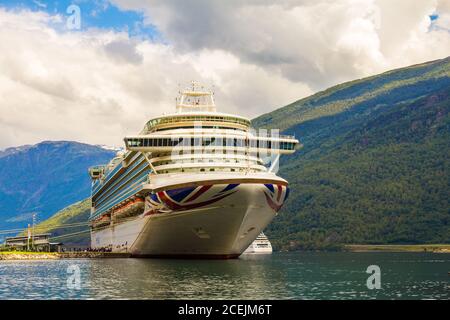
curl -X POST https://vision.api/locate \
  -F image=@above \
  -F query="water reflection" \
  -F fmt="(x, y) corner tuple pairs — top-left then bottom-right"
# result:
(0, 252), (449, 299)
(82, 254), (290, 299)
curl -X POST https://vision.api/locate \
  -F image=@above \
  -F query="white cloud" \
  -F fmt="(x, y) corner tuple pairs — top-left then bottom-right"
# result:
(0, 0), (449, 148)
(0, 8), (308, 148)
(112, 0), (450, 86)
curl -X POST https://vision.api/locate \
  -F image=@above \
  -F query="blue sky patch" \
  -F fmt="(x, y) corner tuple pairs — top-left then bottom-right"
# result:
(429, 14), (439, 21)
(0, 0), (160, 40)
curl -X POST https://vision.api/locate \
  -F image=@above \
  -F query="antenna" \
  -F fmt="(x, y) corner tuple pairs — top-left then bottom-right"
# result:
(32, 213), (36, 251)
(27, 224), (31, 251)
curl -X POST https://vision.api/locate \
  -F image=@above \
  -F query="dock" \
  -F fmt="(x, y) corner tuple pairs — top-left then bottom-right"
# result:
(0, 251), (131, 260)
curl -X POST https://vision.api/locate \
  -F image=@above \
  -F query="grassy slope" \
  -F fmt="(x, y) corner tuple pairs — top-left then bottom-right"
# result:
(23, 199), (91, 246)
(253, 57), (450, 250)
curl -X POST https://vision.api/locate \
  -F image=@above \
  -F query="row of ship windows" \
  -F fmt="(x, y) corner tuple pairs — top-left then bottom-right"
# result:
(152, 126), (245, 132)
(146, 116), (250, 128)
(157, 167), (261, 174)
(126, 138), (296, 150)
(153, 158), (263, 166)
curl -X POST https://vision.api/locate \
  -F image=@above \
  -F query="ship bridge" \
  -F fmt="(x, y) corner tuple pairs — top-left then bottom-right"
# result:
(142, 82), (250, 134)
(121, 82), (300, 175)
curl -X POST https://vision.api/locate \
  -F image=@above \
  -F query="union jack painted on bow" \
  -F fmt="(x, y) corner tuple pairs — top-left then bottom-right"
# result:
(145, 184), (240, 214)
(263, 184), (289, 212)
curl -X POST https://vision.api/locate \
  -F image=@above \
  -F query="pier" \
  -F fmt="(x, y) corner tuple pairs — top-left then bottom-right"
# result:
(0, 251), (131, 260)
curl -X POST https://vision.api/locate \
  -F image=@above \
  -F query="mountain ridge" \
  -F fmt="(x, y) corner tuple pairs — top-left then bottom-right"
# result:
(0, 140), (116, 230)
(254, 56), (450, 131)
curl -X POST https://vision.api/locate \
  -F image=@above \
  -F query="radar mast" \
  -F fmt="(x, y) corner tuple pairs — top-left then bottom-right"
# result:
(176, 81), (216, 113)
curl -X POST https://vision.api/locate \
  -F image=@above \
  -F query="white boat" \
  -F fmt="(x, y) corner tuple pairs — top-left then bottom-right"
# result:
(243, 232), (273, 254)
(88, 82), (299, 258)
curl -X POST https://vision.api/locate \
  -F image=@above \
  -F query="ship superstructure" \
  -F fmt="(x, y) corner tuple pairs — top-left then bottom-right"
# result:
(89, 82), (299, 258)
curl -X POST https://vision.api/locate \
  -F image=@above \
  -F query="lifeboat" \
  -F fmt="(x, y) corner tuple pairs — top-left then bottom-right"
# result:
(112, 197), (145, 221)
(92, 214), (111, 229)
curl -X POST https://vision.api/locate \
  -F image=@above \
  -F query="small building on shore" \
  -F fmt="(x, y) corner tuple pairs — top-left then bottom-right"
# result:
(4, 233), (61, 252)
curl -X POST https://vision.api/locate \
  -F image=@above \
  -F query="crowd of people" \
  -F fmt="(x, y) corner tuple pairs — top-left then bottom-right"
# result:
(62, 246), (113, 253)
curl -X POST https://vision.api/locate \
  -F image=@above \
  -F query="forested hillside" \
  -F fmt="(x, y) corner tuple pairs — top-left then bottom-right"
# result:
(254, 57), (450, 250)
(21, 199), (91, 246)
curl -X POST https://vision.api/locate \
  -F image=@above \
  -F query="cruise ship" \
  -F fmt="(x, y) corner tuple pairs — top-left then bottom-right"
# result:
(88, 83), (299, 258)
(243, 232), (273, 254)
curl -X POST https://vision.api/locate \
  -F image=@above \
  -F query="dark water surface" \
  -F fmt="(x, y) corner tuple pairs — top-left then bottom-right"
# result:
(0, 252), (448, 299)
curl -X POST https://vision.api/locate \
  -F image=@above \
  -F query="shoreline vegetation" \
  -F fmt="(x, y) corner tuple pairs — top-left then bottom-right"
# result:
(344, 244), (450, 253)
(1, 244), (450, 260)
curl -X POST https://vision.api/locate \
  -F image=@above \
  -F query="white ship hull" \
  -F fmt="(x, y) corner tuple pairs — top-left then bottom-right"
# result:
(91, 180), (288, 258)
(243, 245), (273, 254)
(243, 232), (273, 254)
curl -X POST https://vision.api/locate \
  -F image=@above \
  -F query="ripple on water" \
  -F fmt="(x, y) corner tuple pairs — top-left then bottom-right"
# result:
(0, 252), (449, 299)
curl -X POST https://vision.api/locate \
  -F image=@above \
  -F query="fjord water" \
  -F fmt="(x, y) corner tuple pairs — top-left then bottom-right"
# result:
(0, 252), (448, 299)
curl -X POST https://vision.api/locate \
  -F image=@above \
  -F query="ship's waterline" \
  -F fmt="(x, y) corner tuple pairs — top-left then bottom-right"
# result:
(88, 83), (299, 257)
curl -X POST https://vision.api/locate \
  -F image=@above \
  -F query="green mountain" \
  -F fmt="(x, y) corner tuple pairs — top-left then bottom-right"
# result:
(254, 57), (450, 250)
(26, 199), (91, 246)
(34, 57), (450, 250)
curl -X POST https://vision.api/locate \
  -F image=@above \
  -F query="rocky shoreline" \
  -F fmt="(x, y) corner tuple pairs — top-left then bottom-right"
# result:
(0, 252), (131, 260)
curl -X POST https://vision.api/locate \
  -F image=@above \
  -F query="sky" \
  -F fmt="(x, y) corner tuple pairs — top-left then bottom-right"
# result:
(0, 0), (449, 149)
